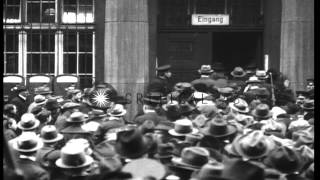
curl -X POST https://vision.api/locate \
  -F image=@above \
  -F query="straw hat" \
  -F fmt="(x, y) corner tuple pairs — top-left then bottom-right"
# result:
(12, 132), (43, 152)
(17, 113), (40, 130)
(168, 118), (199, 137)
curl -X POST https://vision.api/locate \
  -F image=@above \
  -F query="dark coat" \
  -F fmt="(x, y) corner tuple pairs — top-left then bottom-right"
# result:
(15, 158), (50, 180)
(148, 77), (172, 95)
(10, 96), (29, 120)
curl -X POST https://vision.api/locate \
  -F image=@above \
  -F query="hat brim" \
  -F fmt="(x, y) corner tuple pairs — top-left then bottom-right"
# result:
(55, 155), (94, 169)
(17, 119), (40, 130)
(35, 100), (47, 106)
(234, 138), (276, 160)
(198, 70), (214, 74)
(201, 125), (237, 138)
(230, 71), (247, 77)
(229, 103), (249, 113)
(168, 128), (199, 137)
(41, 133), (64, 143)
(107, 110), (127, 117)
(12, 139), (43, 152)
(252, 110), (273, 119)
(245, 80), (261, 84)
(171, 157), (215, 171)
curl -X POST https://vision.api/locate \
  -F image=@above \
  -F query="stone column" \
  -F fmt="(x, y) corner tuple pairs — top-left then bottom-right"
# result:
(104, 0), (151, 120)
(280, 0), (314, 91)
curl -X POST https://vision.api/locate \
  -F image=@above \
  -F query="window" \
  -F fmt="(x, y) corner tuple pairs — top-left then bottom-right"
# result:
(27, 0), (55, 23)
(64, 31), (93, 88)
(62, 0), (94, 23)
(3, 0), (21, 23)
(4, 31), (19, 73)
(27, 31), (55, 74)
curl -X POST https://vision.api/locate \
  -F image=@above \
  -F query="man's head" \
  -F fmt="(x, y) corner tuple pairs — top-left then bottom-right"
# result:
(156, 64), (172, 78)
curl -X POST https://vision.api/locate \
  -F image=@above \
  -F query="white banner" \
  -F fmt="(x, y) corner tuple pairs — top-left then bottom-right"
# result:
(192, 14), (230, 26)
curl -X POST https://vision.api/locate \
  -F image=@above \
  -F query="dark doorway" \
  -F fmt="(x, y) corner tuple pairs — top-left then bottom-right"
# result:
(212, 32), (263, 72)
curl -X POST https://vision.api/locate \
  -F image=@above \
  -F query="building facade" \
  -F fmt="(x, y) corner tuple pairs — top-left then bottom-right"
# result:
(3, 0), (314, 117)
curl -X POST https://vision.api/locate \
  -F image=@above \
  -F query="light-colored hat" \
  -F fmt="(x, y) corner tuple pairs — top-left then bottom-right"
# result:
(12, 132), (43, 152)
(245, 76), (261, 84)
(66, 111), (86, 123)
(108, 104), (127, 117)
(198, 65), (214, 74)
(229, 98), (249, 113)
(18, 113), (40, 130)
(55, 145), (94, 169)
(40, 125), (64, 143)
(168, 118), (199, 137)
(34, 95), (47, 105)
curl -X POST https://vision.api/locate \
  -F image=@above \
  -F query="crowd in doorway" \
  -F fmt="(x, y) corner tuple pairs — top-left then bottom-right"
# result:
(3, 64), (314, 180)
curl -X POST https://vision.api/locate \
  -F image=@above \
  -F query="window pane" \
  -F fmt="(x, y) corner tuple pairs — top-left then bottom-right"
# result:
(5, 6), (20, 23)
(79, 32), (92, 51)
(63, 32), (77, 52)
(62, 5), (77, 23)
(27, 54), (41, 73)
(79, 54), (92, 73)
(79, 75), (93, 89)
(78, 6), (93, 23)
(41, 54), (55, 73)
(42, 32), (55, 52)
(63, 54), (77, 73)
(6, 33), (19, 52)
(79, 0), (92, 5)
(5, 53), (19, 73)
(42, 3), (55, 23)
(27, 2), (41, 23)
(27, 33), (40, 52)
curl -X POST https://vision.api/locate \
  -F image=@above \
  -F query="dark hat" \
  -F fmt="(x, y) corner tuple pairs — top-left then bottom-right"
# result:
(154, 143), (175, 159)
(18, 113), (40, 130)
(66, 112), (86, 123)
(11, 85), (27, 93)
(115, 128), (154, 159)
(233, 130), (275, 160)
(201, 115), (237, 138)
(168, 118), (199, 137)
(263, 146), (302, 174)
(34, 86), (53, 95)
(94, 140), (117, 158)
(196, 161), (225, 180)
(12, 132), (43, 152)
(229, 98), (249, 113)
(108, 104), (127, 117)
(61, 102), (80, 111)
(252, 104), (272, 119)
(198, 65), (214, 74)
(221, 159), (264, 180)
(56, 145), (94, 169)
(122, 158), (166, 180)
(302, 100), (314, 110)
(231, 67), (247, 78)
(172, 147), (211, 170)
(45, 98), (60, 111)
(156, 64), (171, 71)
(40, 125), (64, 143)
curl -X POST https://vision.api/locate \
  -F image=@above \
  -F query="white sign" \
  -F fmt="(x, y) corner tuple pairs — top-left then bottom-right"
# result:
(192, 14), (230, 26)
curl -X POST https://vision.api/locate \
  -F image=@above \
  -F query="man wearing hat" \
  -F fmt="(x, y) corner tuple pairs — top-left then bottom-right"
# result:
(55, 102), (80, 131)
(12, 132), (50, 180)
(191, 65), (217, 94)
(44, 98), (61, 125)
(10, 85), (31, 120)
(228, 66), (247, 93)
(147, 64), (173, 96)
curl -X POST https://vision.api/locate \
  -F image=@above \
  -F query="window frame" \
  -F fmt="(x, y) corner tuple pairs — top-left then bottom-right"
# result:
(61, 0), (95, 24)
(3, 31), (20, 74)
(3, 0), (22, 24)
(26, 0), (57, 23)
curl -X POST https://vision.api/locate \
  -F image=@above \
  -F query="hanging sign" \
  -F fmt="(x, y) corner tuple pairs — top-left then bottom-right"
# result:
(192, 14), (230, 25)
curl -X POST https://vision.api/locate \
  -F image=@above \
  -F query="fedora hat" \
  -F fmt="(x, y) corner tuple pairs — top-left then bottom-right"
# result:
(61, 102), (80, 111)
(229, 98), (249, 113)
(154, 143), (175, 159)
(261, 120), (286, 138)
(123, 158), (166, 180)
(34, 95), (47, 105)
(245, 76), (261, 84)
(12, 132), (43, 152)
(115, 128), (154, 159)
(230, 67), (247, 78)
(198, 65), (214, 74)
(221, 159), (264, 180)
(172, 147), (211, 170)
(44, 98), (60, 111)
(156, 64), (171, 72)
(18, 113), (40, 130)
(302, 100), (314, 110)
(56, 145), (94, 169)
(201, 115), (237, 138)
(168, 118), (199, 137)
(40, 125), (64, 143)
(234, 130), (275, 160)
(196, 161), (225, 180)
(252, 104), (272, 119)
(66, 111), (86, 123)
(255, 70), (268, 79)
(263, 146), (302, 174)
(108, 104), (127, 117)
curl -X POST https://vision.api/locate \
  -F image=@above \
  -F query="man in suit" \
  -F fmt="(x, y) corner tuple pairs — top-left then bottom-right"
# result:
(10, 85), (31, 120)
(147, 64), (173, 96)
(191, 65), (217, 94)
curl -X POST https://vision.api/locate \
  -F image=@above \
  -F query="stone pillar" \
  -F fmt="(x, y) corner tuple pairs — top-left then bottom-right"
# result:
(280, 0), (314, 91)
(104, 0), (151, 120)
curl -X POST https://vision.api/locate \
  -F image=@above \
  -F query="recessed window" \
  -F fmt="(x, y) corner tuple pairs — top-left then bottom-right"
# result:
(3, 0), (21, 23)
(62, 0), (94, 23)
(4, 32), (19, 73)
(27, 0), (55, 23)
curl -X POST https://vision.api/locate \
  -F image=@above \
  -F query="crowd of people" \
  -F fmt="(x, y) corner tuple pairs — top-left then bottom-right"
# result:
(3, 64), (314, 180)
